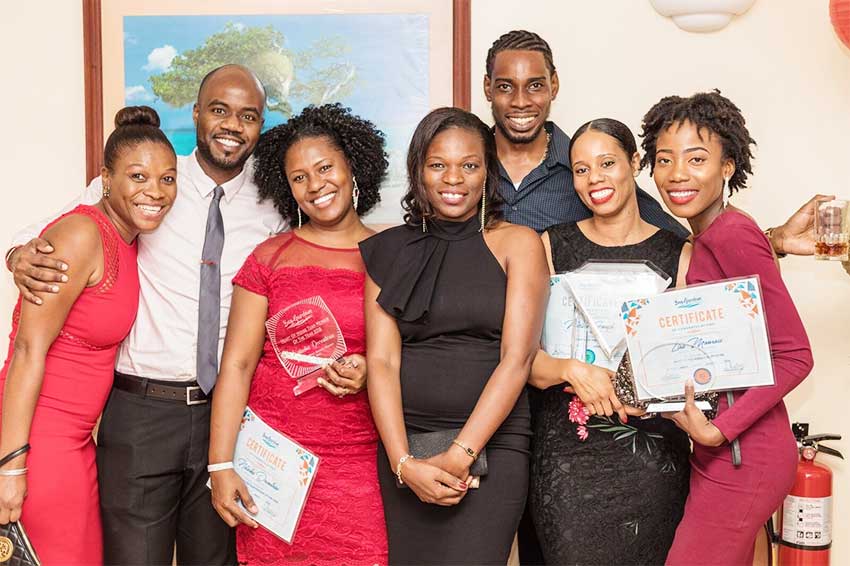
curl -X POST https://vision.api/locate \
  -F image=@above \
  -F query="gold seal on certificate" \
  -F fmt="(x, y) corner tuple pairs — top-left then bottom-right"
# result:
(622, 276), (774, 412)
(265, 295), (347, 395)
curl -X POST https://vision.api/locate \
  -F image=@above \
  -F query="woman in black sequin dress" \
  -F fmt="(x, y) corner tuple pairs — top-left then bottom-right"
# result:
(528, 119), (692, 565)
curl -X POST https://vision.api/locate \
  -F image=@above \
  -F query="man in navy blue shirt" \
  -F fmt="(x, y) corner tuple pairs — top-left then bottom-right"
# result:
(484, 30), (688, 236)
(482, 30), (822, 563)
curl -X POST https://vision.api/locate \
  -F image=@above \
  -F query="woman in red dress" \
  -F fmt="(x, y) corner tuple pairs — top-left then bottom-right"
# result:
(0, 106), (177, 564)
(639, 91), (814, 565)
(209, 103), (389, 565)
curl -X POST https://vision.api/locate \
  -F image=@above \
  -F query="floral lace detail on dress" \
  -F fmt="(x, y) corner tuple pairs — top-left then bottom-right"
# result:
(232, 233), (387, 565)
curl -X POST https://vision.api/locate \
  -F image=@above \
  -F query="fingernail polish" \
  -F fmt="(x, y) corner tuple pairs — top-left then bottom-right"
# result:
(60, 263), (67, 270)
(61, 275), (68, 282)
(459, 482), (468, 490)
(51, 286), (59, 293)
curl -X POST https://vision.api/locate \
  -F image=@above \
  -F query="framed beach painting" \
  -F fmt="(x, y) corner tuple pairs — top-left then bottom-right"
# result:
(83, 0), (471, 224)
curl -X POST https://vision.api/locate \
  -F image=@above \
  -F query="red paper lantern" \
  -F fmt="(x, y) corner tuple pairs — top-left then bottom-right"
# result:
(831, 0), (850, 50)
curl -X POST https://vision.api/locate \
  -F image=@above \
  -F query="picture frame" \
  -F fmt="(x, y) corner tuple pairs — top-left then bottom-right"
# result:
(82, 0), (471, 223)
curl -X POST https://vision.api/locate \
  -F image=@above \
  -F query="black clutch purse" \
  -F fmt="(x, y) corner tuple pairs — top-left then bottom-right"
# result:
(0, 521), (40, 566)
(397, 429), (488, 488)
(613, 351), (719, 419)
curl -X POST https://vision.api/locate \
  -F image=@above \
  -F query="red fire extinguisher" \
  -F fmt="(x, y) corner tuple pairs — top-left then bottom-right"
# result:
(775, 423), (843, 566)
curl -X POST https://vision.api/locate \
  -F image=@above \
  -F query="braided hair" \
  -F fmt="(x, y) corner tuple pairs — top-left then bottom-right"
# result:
(485, 30), (556, 77)
(253, 103), (388, 224)
(640, 90), (756, 195)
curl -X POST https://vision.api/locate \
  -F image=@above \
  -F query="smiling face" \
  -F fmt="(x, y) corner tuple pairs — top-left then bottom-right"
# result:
(485, 49), (558, 145)
(193, 68), (265, 181)
(652, 120), (734, 224)
(284, 135), (358, 227)
(570, 129), (641, 218)
(102, 140), (177, 240)
(422, 127), (487, 222)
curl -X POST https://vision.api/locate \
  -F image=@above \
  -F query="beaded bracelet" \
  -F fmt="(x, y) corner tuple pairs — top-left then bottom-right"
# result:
(396, 454), (414, 484)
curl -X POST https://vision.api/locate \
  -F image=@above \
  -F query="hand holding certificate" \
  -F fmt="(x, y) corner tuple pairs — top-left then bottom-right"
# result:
(622, 276), (774, 413)
(211, 408), (319, 544)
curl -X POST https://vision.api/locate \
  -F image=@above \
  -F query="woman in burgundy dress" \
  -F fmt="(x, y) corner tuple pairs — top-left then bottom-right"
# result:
(208, 104), (389, 565)
(640, 91), (814, 565)
(0, 106), (176, 564)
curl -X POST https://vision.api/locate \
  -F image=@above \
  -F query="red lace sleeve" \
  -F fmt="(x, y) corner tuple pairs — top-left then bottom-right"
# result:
(233, 251), (271, 297)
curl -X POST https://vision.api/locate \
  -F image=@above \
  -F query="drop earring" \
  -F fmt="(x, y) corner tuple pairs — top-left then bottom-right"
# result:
(297, 208), (303, 228)
(722, 177), (730, 208)
(352, 176), (360, 211)
(479, 180), (487, 232)
(103, 184), (111, 199)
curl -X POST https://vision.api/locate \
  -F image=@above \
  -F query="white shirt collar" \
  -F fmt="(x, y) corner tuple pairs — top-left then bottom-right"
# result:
(186, 149), (252, 204)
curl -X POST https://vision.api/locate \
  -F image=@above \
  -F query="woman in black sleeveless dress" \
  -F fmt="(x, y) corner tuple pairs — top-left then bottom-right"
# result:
(361, 108), (548, 565)
(528, 119), (692, 565)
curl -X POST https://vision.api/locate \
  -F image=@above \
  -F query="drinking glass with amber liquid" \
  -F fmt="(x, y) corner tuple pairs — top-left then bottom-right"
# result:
(815, 199), (849, 261)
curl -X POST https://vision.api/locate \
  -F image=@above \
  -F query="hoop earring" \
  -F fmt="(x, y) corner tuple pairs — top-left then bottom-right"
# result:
(103, 184), (111, 199)
(297, 208), (303, 228)
(479, 180), (487, 232)
(352, 176), (360, 211)
(722, 177), (730, 208)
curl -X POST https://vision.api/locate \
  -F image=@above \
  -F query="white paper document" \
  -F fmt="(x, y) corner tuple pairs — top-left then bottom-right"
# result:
(622, 277), (774, 401)
(230, 407), (320, 544)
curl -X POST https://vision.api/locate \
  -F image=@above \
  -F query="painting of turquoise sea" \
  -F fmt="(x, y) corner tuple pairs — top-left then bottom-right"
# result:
(123, 14), (430, 222)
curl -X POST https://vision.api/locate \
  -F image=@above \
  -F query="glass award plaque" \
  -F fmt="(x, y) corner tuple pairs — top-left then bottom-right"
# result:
(563, 261), (671, 365)
(542, 274), (577, 359)
(265, 295), (347, 396)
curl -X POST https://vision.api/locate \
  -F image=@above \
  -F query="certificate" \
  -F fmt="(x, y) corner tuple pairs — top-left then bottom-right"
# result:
(622, 277), (774, 401)
(266, 295), (347, 395)
(542, 262), (670, 371)
(231, 407), (319, 544)
(542, 274), (577, 360)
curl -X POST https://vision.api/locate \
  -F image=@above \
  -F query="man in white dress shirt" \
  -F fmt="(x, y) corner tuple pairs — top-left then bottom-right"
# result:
(6, 65), (285, 564)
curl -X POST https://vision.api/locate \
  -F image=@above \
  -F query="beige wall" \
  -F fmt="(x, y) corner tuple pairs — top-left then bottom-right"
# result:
(1, 0), (848, 562)
(0, 0), (87, 332)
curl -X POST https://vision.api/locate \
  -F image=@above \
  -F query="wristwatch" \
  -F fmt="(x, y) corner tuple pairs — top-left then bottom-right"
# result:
(763, 227), (787, 259)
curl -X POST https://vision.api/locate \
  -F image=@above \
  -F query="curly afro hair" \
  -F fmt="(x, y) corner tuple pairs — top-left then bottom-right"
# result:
(640, 90), (756, 195)
(253, 103), (388, 224)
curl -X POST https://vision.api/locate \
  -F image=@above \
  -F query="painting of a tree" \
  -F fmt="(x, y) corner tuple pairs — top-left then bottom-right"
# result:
(149, 23), (356, 117)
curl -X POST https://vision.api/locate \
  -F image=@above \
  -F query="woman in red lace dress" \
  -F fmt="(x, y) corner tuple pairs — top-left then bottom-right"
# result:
(209, 104), (389, 565)
(0, 106), (176, 564)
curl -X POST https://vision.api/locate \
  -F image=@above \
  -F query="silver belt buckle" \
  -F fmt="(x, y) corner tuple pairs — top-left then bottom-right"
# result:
(186, 385), (207, 405)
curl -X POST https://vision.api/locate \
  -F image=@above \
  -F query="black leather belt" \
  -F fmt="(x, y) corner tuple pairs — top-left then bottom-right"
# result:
(113, 371), (209, 405)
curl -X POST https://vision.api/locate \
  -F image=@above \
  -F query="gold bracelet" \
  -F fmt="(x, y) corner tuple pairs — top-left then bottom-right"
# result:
(763, 227), (787, 258)
(396, 454), (414, 484)
(451, 439), (478, 461)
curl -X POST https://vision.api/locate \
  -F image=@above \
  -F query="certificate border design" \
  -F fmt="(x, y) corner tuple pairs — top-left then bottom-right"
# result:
(724, 280), (760, 319)
(622, 298), (651, 337)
